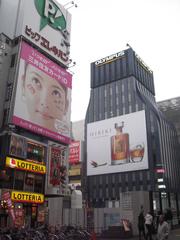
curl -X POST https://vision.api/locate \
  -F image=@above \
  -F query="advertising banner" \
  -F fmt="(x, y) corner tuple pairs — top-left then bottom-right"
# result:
(9, 134), (27, 159)
(2, 191), (16, 222)
(49, 145), (67, 187)
(69, 141), (81, 164)
(16, 0), (71, 66)
(14, 208), (25, 228)
(87, 110), (148, 176)
(13, 41), (72, 144)
(49, 146), (62, 186)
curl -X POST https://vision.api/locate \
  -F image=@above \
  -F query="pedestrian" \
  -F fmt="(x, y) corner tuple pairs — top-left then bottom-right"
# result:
(138, 210), (146, 240)
(156, 214), (169, 240)
(164, 208), (173, 229)
(156, 210), (162, 232)
(145, 211), (153, 240)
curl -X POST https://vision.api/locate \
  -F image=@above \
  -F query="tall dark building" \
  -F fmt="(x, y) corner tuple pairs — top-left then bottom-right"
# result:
(85, 47), (180, 231)
(158, 96), (180, 144)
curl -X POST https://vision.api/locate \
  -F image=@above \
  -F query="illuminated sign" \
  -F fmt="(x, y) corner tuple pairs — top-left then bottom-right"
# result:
(6, 157), (46, 174)
(11, 191), (44, 204)
(95, 51), (125, 66)
(158, 185), (166, 189)
(156, 168), (165, 173)
(157, 178), (164, 182)
(69, 168), (81, 176)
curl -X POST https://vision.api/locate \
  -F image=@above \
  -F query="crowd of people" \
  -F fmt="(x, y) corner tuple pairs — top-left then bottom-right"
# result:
(138, 207), (173, 240)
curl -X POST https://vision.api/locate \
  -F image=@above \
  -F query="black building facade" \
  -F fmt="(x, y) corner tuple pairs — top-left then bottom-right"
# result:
(85, 47), (180, 215)
(158, 97), (180, 144)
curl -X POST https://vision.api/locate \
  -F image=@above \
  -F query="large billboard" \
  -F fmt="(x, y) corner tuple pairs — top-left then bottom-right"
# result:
(87, 110), (148, 176)
(0, 0), (71, 66)
(13, 41), (72, 143)
(19, 0), (71, 66)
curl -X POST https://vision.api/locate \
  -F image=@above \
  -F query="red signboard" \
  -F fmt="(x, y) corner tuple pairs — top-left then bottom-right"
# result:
(50, 147), (61, 186)
(69, 141), (81, 164)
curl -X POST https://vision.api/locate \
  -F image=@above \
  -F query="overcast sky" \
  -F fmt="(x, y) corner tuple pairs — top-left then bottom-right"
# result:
(59, 0), (180, 122)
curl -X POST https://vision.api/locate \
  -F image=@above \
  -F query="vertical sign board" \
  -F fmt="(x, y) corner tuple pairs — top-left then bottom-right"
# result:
(12, 41), (72, 144)
(49, 146), (62, 186)
(69, 141), (81, 164)
(15, 0), (72, 67)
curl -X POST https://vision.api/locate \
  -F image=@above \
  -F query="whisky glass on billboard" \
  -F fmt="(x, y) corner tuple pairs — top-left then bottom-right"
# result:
(130, 143), (144, 163)
(111, 122), (130, 165)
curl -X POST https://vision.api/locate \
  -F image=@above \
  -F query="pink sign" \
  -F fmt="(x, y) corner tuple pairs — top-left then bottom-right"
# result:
(13, 116), (70, 144)
(12, 41), (72, 143)
(69, 141), (81, 164)
(21, 41), (72, 88)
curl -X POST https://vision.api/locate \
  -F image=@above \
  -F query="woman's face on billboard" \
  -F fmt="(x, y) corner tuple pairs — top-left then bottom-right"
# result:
(22, 64), (68, 130)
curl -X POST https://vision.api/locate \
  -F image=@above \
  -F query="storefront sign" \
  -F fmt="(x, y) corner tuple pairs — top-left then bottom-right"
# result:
(6, 157), (46, 174)
(11, 191), (44, 204)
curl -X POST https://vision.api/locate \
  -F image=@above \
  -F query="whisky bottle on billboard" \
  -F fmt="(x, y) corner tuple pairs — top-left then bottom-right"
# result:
(111, 122), (129, 165)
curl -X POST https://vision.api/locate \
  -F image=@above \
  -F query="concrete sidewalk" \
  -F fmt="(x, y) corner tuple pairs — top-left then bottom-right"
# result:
(97, 227), (180, 240)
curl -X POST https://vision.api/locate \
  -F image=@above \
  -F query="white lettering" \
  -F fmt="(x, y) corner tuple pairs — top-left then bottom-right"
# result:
(44, 0), (56, 18)
(95, 51), (125, 66)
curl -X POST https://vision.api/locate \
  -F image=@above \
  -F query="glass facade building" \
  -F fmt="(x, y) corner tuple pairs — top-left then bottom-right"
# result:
(85, 47), (180, 215)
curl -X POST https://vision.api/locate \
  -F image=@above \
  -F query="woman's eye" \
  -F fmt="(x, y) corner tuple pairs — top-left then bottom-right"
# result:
(52, 90), (61, 98)
(32, 77), (41, 88)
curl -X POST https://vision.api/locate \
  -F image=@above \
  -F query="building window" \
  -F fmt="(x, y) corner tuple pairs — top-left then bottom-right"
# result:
(24, 173), (34, 192)
(122, 95), (125, 103)
(14, 170), (25, 190)
(122, 84), (125, 93)
(10, 54), (16, 67)
(5, 84), (13, 101)
(129, 105), (132, 112)
(116, 85), (118, 94)
(34, 175), (44, 193)
(5, 38), (10, 45)
(27, 142), (46, 164)
(110, 86), (112, 95)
